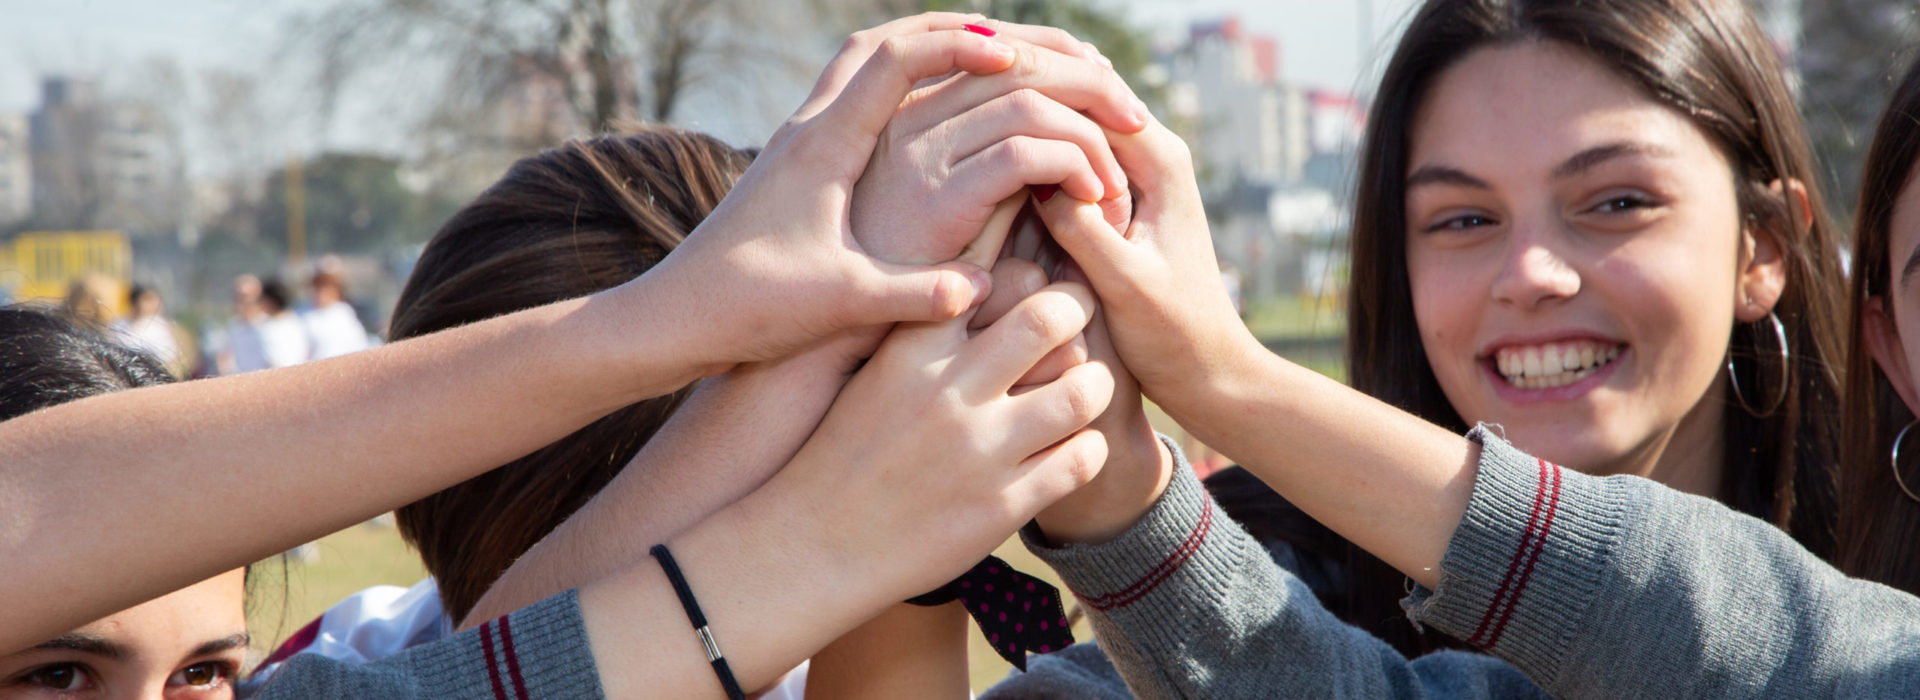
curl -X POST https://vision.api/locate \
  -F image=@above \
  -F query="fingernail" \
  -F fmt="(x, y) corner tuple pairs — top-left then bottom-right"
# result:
(1032, 184), (1058, 203)
(1130, 96), (1151, 125)
(1084, 42), (1113, 69)
(971, 270), (994, 304)
(963, 23), (997, 37)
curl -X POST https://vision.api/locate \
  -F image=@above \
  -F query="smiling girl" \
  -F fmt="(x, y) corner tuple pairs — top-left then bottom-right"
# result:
(1199, 0), (1848, 656)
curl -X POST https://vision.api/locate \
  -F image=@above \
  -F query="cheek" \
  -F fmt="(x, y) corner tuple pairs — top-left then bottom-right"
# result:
(1406, 247), (1490, 358)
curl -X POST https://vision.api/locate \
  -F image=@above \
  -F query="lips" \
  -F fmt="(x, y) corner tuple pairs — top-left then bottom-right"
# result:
(1492, 339), (1624, 390)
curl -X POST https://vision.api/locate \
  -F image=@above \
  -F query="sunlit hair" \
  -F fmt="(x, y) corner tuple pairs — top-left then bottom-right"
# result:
(387, 125), (752, 623)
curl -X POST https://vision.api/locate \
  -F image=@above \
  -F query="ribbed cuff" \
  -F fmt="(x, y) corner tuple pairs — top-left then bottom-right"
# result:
(413, 590), (606, 699)
(1023, 436), (1261, 649)
(1405, 425), (1633, 686)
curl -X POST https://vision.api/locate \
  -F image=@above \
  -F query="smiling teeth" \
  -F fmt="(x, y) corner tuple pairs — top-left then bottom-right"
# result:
(1495, 341), (1622, 390)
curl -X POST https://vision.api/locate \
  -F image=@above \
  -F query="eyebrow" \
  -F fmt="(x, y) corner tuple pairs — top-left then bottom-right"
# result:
(1405, 165), (1490, 191)
(33, 634), (127, 660)
(1550, 141), (1676, 180)
(189, 633), (251, 659)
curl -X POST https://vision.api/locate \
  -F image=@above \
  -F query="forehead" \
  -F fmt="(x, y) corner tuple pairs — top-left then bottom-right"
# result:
(60, 570), (247, 659)
(1407, 40), (1727, 178)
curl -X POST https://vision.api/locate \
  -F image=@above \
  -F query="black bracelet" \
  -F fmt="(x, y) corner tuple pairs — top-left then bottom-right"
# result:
(650, 544), (746, 700)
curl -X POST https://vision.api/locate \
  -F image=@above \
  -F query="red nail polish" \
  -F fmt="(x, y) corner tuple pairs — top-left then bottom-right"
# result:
(1032, 184), (1058, 203)
(963, 23), (997, 38)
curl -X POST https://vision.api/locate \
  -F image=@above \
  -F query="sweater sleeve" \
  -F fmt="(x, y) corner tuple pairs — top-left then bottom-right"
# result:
(1406, 426), (1920, 698)
(252, 589), (605, 699)
(1020, 437), (1548, 699)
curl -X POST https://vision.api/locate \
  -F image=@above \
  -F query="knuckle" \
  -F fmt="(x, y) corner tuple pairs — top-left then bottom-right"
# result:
(841, 30), (874, 55)
(1061, 376), (1098, 424)
(1066, 439), (1102, 485)
(1006, 88), (1048, 118)
(1019, 300), (1070, 342)
(873, 35), (911, 66)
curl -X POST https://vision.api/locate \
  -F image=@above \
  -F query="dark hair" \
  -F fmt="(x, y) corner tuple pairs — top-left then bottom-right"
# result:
(0, 305), (174, 421)
(258, 279), (292, 314)
(1220, 0), (1847, 657)
(389, 126), (752, 623)
(1837, 53), (1920, 595)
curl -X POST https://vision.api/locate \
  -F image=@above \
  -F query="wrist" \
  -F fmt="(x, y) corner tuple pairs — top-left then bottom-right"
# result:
(587, 274), (732, 400)
(1143, 326), (1267, 424)
(1033, 415), (1172, 545)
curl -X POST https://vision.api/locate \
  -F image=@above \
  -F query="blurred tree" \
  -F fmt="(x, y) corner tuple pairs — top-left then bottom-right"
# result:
(1797, 0), (1920, 217)
(256, 154), (456, 255)
(818, 0), (1163, 113)
(296, 0), (813, 145)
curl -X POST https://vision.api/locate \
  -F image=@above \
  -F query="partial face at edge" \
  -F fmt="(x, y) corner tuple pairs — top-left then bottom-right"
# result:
(0, 570), (247, 700)
(1866, 163), (1920, 417)
(1402, 41), (1770, 476)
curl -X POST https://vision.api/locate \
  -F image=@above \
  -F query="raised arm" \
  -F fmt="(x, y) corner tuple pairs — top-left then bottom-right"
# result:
(462, 16), (1146, 629)
(1032, 114), (1920, 697)
(0, 16), (1014, 652)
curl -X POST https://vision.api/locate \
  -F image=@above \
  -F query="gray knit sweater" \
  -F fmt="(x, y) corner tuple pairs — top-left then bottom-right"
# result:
(251, 590), (604, 699)
(1006, 429), (1920, 698)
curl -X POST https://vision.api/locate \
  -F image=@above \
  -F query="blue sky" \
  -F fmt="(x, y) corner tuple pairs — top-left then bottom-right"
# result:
(0, 0), (1422, 153)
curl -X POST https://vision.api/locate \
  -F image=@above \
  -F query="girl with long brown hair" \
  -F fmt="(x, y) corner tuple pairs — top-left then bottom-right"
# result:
(1005, 47), (1920, 696)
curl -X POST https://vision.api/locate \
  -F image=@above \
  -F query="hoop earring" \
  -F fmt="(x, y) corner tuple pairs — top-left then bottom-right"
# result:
(1727, 311), (1789, 417)
(1891, 420), (1920, 505)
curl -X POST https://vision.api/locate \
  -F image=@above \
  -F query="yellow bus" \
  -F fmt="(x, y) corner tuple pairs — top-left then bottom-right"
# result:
(0, 230), (133, 317)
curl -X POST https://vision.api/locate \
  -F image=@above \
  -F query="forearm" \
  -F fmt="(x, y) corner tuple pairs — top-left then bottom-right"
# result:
(1149, 341), (1476, 588)
(578, 481), (916, 698)
(805, 603), (971, 700)
(1407, 432), (1920, 697)
(0, 277), (706, 650)
(463, 341), (858, 627)
(1029, 444), (1543, 699)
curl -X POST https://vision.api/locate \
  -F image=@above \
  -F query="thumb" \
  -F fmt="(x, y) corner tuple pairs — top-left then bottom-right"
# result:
(1033, 196), (1136, 300)
(854, 260), (992, 327)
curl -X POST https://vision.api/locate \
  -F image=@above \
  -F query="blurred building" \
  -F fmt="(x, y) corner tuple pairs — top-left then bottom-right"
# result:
(1157, 17), (1360, 302)
(29, 76), (186, 237)
(0, 114), (29, 227)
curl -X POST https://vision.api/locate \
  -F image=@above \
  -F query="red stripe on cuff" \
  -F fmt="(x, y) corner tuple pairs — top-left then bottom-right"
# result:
(1074, 497), (1214, 611)
(478, 619), (510, 700)
(499, 614), (529, 700)
(1482, 460), (1562, 649)
(1468, 458), (1555, 647)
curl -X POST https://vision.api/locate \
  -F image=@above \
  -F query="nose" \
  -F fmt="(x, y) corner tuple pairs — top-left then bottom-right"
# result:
(1489, 228), (1581, 310)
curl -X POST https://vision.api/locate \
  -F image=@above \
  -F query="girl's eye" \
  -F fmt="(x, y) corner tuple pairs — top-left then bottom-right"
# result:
(170, 661), (231, 688)
(22, 663), (89, 691)
(1427, 214), (1496, 232)
(1590, 194), (1654, 213)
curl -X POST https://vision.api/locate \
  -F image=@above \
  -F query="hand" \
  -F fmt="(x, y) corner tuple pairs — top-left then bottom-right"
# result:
(637, 14), (1025, 375)
(763, 278), (1115, 597)
(1032, 115), (1263, 403)
(1032, 261), (1172, 544)
(852, 25), (1147, 265)
(971, 253), (1170, 545)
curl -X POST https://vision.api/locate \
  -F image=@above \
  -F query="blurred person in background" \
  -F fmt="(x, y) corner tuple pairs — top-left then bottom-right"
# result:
(112, 284), (190, 378)
(214, 274), (266, 376)
(61, 274), (117, 331)
(302, 261), (372, 361)
(253, 279), (310, 371)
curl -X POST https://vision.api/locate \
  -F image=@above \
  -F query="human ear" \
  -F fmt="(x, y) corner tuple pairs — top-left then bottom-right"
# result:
(1865, 296), (1920, 415)
(1734, 179), (1803, 322)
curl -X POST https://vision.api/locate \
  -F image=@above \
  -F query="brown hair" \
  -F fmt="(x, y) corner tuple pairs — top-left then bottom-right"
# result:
(1837, 53), (1920, 595)
(388, 126), (752, 622)
(1216, 0), (1848, 657)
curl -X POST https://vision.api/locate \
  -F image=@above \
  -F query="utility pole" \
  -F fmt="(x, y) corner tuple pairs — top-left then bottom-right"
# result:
(286, 152), (306, 268)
